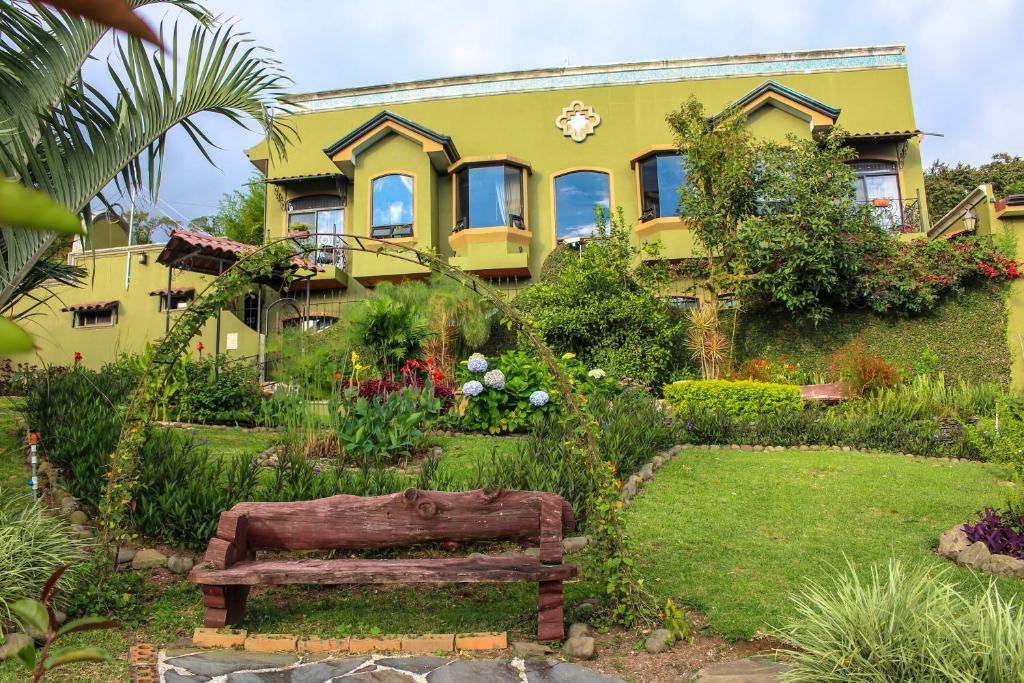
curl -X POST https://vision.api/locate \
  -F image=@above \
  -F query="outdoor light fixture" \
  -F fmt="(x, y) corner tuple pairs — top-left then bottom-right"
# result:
(962, 209), (978, 233)
(138, 252), (148, 265)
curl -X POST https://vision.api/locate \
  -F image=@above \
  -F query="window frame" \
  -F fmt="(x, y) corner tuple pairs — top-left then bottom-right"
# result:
(73, 308), (116, 329)
(368, 171), (416, 240)
(286, 193), (346, 267)
(849, 159), (903, 204)
(635, 152), (686, 222)
(157, 291), (194, 312)
(281, 314), (338, 332)
(550, 167), (614, 244)
(452, 163), (528, 232)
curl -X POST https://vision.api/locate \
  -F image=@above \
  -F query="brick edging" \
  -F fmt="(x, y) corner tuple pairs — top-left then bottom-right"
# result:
(192, 628), (508, 653)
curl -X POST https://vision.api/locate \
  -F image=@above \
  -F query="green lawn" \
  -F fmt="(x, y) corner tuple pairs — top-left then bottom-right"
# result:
(623, 447), (1023, 640)
(190, 425), (278, 460)
(432, 433), (521, 483)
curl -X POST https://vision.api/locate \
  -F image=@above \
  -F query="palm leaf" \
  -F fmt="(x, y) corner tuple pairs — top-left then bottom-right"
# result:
(0, 14), (293, 308)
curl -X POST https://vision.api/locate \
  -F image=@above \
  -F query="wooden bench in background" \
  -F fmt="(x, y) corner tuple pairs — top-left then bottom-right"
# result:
(188, 488), (577, 641)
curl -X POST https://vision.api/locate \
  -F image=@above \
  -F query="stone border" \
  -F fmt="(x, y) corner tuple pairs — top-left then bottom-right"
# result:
(937, 526), (1024, 579)
(193, 628), (508, 653)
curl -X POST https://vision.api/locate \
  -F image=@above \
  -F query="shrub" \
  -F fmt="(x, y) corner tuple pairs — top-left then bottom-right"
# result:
(23, 364), (138, 508)
(514, 207), (685, 386)
(132, 430), (261, 551)
(963, 395), (1024, 471)
(591, 387), (675, 475)
(0, 360), (49, 396)
(175, 356), (264, 425)
(829, 339), (902, 395)
(351, 295), (432, 373)
(780, 560), (1024, 682)
(335, 384), (441, 469)
(455, 350), (616, 434)
(0, 499), (87, 625)
(64, 553), (146, 624)
(663, 379), (802, 418)
(730, 357), (809, 385)
(964, 506), (1024, 559)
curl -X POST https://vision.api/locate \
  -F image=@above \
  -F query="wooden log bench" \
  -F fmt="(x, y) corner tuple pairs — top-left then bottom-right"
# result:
(188, 487), (577, 641)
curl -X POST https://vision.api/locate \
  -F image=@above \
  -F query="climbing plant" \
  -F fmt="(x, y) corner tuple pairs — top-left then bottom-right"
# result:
(97, 236), (656, 627)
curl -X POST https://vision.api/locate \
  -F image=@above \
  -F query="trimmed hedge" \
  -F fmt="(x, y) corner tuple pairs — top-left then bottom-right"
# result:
(663, 380), (802, 418)
(732, 283), (1011, 387)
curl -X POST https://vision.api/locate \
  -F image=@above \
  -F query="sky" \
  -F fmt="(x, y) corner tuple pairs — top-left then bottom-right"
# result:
(126, 0), (1024, 224)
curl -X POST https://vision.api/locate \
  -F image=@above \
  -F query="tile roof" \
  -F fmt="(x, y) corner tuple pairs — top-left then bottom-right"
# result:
(157, 230), (319, 275)
(148, 286), (195, 296)
(62, 300), (118, 312)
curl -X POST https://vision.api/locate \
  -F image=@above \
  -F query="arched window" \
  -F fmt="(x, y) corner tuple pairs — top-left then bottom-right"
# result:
(371, 174), (414, 238)
(553, 170), (610, 240)
(455, 165), (525, 230)
(287, 194), (344, 266)
(638, 154), (686, 221)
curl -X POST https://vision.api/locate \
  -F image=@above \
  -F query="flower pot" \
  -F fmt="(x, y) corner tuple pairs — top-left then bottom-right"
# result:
(871, 198), (892, 208)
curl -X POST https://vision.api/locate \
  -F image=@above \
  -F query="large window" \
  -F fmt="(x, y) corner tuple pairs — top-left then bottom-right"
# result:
(638, 154), (685, 221)
(850, 160), (906, 231)
(287, 194), (344, 266)
(455, 165), (525, 230)
(371, 174), (414, 238)
(553, 170), (610, 240)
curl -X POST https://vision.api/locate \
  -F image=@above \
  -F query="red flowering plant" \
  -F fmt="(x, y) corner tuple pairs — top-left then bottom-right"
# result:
(340, 356), (455, 411)
(855, 236), (1020, 315)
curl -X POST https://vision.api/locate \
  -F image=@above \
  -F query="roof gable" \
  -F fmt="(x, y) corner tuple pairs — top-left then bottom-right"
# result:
(324, 110), (459, 175)
(715, 80), (841, 133)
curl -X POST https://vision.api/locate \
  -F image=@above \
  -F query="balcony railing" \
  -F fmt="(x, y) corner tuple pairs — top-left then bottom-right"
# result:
(859, 197), (923, 234)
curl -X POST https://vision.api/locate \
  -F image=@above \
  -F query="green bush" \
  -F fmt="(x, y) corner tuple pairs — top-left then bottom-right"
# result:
(175, 356), (265, 425)
(455, 351), (616, 434)
(780, 560), (1024, 682)
(24, 365), (138, 508)
(592, 387), (675, 475)
(964, 395), (1024, 473)
(0, 498), (87, 625)
(663, 380), (802, 418)
(335, 384), (441, 469)
(132, 430), (261, 551)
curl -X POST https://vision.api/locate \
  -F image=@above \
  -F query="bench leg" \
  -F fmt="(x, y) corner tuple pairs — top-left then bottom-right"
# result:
(537, 580), (564, 642)
(202, 586), (250, 628)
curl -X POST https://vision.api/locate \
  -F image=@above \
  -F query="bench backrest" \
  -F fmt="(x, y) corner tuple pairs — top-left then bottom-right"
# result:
(207, 488), (574, 567)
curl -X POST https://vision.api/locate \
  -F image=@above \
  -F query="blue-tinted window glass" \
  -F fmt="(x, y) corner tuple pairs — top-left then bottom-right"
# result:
(554, 171), (610, 239)
(371, 174), (414, 228)
(468, 166), (506, 227)
(656, 155), (685, 218)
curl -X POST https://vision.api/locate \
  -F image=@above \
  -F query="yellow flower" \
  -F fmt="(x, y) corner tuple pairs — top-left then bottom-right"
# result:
(562, 352), (576, 360)
(350, 350), (360, 363)
(615, 501), (624, 509)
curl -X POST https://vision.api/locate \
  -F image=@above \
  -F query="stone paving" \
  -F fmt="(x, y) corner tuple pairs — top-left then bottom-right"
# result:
(159, 649), (625, 683)
(696, 657), (788, 682)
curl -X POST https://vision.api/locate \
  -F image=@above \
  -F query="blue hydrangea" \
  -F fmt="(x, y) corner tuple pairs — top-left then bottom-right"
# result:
(467, 354), (488, 373)
(529, 390), (549, 407)
(462, 380), (484, 397)
(483, 369), (505, 390)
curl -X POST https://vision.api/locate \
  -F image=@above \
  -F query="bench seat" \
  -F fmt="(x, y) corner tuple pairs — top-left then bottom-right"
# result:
(190, 556), (578, 586)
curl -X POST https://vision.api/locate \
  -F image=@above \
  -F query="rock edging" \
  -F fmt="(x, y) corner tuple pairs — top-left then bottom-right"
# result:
(938, 526), (1024, 579)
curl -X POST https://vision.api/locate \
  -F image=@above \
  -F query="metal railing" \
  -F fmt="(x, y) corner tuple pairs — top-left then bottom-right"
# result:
(859, 196), (924, 234)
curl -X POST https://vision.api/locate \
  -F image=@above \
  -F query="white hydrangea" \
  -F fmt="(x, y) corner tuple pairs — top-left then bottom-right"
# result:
(483, 369), (506, 390)
(587, 368), (607, 379)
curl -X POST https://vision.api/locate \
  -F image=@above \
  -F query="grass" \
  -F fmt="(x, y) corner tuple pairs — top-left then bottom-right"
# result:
(622, 447), (1024, 640)
(190, 425), (278, 460)
(432, 433), (521, 483)
(0, 398), (29, 507)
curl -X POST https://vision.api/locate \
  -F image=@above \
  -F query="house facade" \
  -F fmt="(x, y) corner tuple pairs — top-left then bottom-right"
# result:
(8, 45), (931, 369)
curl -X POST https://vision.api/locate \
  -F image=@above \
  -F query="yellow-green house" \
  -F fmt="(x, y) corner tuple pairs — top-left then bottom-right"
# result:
(7, 45), (932, 369)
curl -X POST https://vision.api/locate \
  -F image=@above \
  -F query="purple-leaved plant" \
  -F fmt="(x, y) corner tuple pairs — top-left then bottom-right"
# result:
(963, 506), (1024, 559)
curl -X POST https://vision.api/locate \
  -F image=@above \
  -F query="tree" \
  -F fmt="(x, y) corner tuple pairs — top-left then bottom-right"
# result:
(0, 0), (293, 310)
(214, 177), (265, 244)
(127, 211), (178, 245)
(515, 208), (684, 385)
(925, 154), (1024, 223)
(668, 97), (886, 324)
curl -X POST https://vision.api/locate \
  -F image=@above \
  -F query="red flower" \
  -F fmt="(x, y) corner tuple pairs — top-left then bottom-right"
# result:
(197, 341), (204, 352)
(73, 351), (82, 364)
(334, 371), (342, 381)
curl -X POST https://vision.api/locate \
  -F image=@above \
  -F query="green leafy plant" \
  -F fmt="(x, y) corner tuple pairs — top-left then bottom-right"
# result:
(779, 560), (1024, 682)
(829, 339), (903, 396)
(662, 598), (691, 643)
(514, 207), (683, 386)
(0, 499), (87, 625)
(351, 296), (432, 373)
(9, 566), (114, 682)
(663, 379), (802, 418)
(335, 384), (440, 469)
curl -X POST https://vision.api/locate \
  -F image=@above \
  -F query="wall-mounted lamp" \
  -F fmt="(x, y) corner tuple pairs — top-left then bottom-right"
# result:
(138, 252), (148, 265)
(962, 209), (978, 233)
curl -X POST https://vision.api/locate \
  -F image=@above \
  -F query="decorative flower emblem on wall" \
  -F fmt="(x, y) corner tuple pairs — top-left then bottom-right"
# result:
(555, 100), (601, 142)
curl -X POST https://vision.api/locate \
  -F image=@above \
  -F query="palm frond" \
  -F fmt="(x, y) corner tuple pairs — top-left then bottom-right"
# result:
(0, 16), (294, 307)
(0, 257), (86, 319)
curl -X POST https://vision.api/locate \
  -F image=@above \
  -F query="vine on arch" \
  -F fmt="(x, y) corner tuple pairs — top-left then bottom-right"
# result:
(97, 235), (656, 627)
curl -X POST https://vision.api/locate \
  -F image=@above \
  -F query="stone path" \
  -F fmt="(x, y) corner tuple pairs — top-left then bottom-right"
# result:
(159, 649), (625, 683)
(696, 657), (788, 682)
